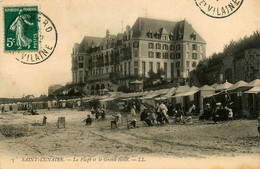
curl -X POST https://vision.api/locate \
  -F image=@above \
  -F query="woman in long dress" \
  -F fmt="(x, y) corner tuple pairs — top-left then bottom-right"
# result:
(9, 9), (34, 49)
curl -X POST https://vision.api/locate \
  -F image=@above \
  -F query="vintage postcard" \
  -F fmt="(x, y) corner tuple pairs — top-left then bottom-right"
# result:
(0, 0), (260, 169)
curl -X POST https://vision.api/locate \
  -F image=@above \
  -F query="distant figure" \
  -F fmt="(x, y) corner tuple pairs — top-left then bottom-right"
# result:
(174, 109), (183, 124)
(91, 107), (95, 115)
(200, 103), (211, 120)
(158, 102), (169, 124)
(115, 113), (122, 125)
(130, 104), (136, 117)
(111, 113), (121, 129)
(31, 108), (39, 115)
(139, 102), (146, 114)
(212, 103), (221, 124)
(188, 104), (196, 116)
(85, 115), (92, 126)
(140, 109), (152, 126)
(148, 108), (156, 125)
(101, 107), (106, 119)
(95, 108), (100, 119)
(42, 116), (47, 126)
(140, 110), (148, 121)
(225, 106), (233, 121)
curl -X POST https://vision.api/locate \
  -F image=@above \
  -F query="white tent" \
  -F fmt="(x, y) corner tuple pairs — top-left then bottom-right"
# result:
(200, 85), (215, 91)
(154, 87), (176, 100)
(0, 104), (4, 112)
(228, 80), (248, 91)
(245, 86), (260, 94)
(247, 79), (260, 87)
(47, 101), (52, 109)
(11, 103), (18, 112)
(172, 86), (199, 98)
(199, 85), (216, 112)
(215, 81), (233, 91)
(3, 104), (10, 112)
(211, 83), (220, 89)
(139, 90), (159, 100)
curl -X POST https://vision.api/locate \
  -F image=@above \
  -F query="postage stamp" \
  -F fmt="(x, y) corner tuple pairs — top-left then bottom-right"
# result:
(3, 5), (57, 64)
(194, 0), (244, 18)
(4, 6), (38, 51)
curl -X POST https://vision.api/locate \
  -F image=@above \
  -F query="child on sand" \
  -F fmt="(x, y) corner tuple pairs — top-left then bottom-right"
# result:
(85, 115), (92, 126)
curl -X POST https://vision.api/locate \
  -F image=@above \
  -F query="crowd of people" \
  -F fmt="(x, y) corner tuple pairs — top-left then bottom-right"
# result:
(200, 102), (233, 123)
(90, 106), (106, 120)
(124, 101), (196, 128)
(83, 100), (236, 128)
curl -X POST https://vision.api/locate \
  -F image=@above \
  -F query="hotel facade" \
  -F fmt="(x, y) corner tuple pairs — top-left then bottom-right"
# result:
(71, 17), (206, 94)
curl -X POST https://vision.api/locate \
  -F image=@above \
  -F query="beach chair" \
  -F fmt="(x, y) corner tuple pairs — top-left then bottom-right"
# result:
(57, 117), (65, 128)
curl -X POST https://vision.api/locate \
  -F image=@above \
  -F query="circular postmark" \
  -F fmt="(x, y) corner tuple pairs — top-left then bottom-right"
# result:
(4, 7), (57, 64)
(194, 0), (243, 19)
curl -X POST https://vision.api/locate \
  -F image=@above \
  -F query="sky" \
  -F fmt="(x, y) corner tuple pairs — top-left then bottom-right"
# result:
(0, 0), (260, 98)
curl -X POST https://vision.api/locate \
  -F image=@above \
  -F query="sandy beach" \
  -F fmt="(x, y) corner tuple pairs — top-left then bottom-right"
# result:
(0, 109), (259, 158)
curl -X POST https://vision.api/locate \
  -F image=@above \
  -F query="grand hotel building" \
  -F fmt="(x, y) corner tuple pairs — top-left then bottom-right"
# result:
(71, 17), (206, 94)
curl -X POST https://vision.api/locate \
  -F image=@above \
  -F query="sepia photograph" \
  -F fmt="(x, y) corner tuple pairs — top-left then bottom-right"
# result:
(0, 0), (259, 168)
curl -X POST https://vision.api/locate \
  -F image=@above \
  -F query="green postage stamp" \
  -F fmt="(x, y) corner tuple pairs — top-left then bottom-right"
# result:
(4, 6), (38, 51)
(2, 5), (57, 65)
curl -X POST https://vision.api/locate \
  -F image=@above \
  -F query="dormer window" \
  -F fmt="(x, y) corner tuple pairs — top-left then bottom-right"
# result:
(177, 29), (183, 40)
(147, 30), (153, 38)
(154, 31), (160, 39)
(169, 33), (174, 41)
(190, 33), (196, 40)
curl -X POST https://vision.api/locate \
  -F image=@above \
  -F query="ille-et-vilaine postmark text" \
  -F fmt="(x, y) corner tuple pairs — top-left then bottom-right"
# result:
(194, 0), (243, 18)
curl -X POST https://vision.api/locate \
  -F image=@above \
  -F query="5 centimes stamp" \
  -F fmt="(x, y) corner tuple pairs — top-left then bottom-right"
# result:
(4, 6), (38, 51)
(3, 6), (57, 64)
(194, 0), (244, 19)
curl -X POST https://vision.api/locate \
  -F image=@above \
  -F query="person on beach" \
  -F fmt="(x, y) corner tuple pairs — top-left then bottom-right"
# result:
(95, 107), (100, 119)
(101, 106), (106, 119)
(212, 103), (221, 124)
(158, 102), (169, 124)
(91, 107), (95, 115)
(130, 103), (136, 117)
(225, 106), (233, 121)
(148, 107), (156, 125)
(115, 113), (122, 125)
(85, 115), (92, 125)
(139, 101), (147, 115)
